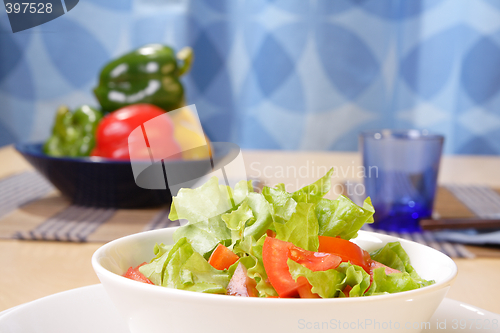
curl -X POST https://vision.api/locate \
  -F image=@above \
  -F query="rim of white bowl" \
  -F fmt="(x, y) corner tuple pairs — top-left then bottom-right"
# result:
(92, 228), (458, 304)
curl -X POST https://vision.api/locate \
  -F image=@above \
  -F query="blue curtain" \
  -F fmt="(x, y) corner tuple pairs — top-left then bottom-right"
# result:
(1, 0), (500, 154)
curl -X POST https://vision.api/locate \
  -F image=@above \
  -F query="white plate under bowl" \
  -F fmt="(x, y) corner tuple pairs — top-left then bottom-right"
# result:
(0, 285), (498, 333)
(0, 285), (128, 333)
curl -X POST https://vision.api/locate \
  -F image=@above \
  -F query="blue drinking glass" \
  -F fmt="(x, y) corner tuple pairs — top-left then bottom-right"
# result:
(360, 130), (444, 232)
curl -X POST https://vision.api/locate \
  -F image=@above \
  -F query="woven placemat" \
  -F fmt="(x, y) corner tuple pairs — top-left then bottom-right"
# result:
(359, 186), (500, 259)
(0, 172), (54, 220)
(0, 172), (177, 242)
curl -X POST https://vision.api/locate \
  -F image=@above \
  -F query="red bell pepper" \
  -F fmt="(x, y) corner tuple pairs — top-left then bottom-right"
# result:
(91, 104), (181, 160)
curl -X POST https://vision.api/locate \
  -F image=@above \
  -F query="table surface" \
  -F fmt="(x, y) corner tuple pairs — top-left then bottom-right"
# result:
(1, 145), (500, 314)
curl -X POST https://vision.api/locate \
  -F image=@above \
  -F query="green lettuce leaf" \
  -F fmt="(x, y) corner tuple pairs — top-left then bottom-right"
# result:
(169, 176), (234, 223)
(233, 235), (278, 297)
(221, 192), (273, 246)
(137, 243), (172, 286)
(292, 168), (334, 204)
(369, 241), (434, 286)
(173, 215), (231, 257)
(169, 178), (258, 256)
(287, 259), (345, 298)
(336, 262), (371, 297)
(262, 185), (297, 224)
(180, 250), (230, 293)
(222, 200), (255, 246)
(365, 268), (427, 295)
(140, 237), (229, 294)
(365, 242), (433, 295)
(243, 192), (274, 240)
(275, 202), (319, 251)
(288, 261), (370, 298)
(233, 180), (254, 205)
(315, 196), (374, 240)
(139, 238), (192, 287)
(261, 168), (333, 224)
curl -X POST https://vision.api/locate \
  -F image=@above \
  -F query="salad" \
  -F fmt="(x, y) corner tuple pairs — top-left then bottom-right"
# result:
(123, 170), (434, 298)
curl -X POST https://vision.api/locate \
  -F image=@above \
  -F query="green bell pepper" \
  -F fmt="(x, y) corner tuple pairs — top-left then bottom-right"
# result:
(94, 44), (193, 113)
(43, 105), (103, 157)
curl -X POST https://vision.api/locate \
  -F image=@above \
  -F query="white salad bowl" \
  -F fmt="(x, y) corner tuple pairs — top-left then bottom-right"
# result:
(92, 228), (457, 333)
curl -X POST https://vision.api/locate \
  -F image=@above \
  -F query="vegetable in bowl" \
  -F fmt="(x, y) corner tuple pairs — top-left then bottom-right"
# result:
(43, 44), (203, 161)
(94, 44), (192, 114)
(43, 105), (102, 157)
(123, 170), (434, 298)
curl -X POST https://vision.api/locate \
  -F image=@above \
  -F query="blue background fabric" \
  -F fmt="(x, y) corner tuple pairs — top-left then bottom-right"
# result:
(1, 0), (500, 154)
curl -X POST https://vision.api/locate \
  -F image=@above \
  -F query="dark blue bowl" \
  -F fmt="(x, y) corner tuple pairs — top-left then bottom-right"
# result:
(15, 142), (235, 208)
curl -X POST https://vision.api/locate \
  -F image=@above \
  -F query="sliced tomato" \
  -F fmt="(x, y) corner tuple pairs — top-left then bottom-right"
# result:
(208, 244), (239, 270)
(262, 237), (298, 297)
(289, 246), (341, 272)
(296, 277), (320, 298)
(123, 262), (154, 284)
(318, 236), (369, 271)
(226, 263), (258, 297)
(262, 237), (342, 298)
(362, 250), (372, 264)
(290, 249), (340, 299)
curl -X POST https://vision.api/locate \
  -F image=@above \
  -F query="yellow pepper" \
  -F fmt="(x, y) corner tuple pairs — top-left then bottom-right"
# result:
(171, 107), (211, 160)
